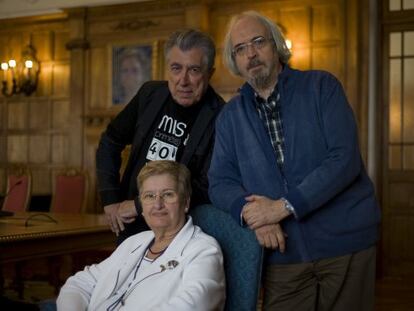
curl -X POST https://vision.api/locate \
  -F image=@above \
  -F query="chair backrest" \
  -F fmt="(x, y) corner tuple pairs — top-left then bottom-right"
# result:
(190, 204), (263, 311)
(50, 168), (88, 213)
(2, 166), (32, 212)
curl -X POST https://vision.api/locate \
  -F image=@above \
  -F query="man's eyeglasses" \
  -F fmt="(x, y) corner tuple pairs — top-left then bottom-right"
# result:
(232, 36), (274, 57)
(140, 190), (178, 205)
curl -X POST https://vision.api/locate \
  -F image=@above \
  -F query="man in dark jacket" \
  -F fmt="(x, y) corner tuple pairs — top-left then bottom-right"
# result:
(96, 29), (224, 243)
(208, 11), (380, 310)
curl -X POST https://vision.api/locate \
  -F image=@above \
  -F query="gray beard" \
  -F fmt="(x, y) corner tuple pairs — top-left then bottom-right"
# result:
(249, 72), (274, 91)
(248, 59), (276, 90)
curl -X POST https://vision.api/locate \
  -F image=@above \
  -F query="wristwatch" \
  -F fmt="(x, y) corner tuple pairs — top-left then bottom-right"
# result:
(281, 197), (295, 216)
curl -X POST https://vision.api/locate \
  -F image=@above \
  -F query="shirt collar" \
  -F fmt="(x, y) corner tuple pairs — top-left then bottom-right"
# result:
(254, 84), (279, 108)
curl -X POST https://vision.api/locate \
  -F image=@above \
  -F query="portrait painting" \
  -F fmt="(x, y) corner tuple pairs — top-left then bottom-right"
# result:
(111, 45), (152, 105)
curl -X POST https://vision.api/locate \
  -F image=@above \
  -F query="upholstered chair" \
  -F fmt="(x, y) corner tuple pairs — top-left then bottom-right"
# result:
(50, 168), (88, 214)
(190, 204), (264, 311)
(2, 166), (32, 212)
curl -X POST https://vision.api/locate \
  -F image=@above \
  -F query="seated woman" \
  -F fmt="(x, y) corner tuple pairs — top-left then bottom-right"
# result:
(57, 160), (225, 310)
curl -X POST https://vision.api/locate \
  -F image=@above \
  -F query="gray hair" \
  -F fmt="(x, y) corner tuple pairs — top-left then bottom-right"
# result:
(164, 29), (216, 72)
(138, 160), (192, 205)
(223, 11), (292, 76)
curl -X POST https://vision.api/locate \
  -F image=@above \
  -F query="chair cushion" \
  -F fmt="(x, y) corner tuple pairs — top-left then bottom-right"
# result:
(3, 175), (30, 212)
(190, 204), (263, 311)
(52, 175), (86, 213)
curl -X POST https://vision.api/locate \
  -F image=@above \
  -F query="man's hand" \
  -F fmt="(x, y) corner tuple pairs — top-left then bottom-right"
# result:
(242, 195), (291, 229)
(103, 203), (124, 236)
(254, 223), (287, 252)
(118, 200), (138, 223)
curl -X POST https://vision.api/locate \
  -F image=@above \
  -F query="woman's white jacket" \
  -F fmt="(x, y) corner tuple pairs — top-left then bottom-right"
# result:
(57, 216), (225, 310)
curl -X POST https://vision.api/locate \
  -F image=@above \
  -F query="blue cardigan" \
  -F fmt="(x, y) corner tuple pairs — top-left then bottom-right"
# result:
(208, 66), (380, 264)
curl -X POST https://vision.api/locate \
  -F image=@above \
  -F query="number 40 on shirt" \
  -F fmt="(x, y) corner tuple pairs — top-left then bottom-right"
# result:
(146, 138), (178, 161)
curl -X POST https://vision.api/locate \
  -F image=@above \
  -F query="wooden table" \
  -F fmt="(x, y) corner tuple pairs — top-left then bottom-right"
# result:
(0, 212), (116, 296)
(0, 212), (116, 264)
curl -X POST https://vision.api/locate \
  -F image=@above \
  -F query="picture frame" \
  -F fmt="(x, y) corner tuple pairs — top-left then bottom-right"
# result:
(109, 41), (161, 106)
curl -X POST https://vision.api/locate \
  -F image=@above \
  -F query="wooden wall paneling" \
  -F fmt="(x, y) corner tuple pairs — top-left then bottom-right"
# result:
(29, 100), (50, 131)
(0, 14), (75, 203)
(54, 31), (71, 61)
(354, 0), (371, 163)
(0, 36), (7, 61)
(84, 131), (98, 213)
(52, 8), (89, 209)
(7, 101), (27, 130)
(66, 8), (86, 171)
(279, 6), (312, 70)
(52, 99), (70, 129)
(51, 134), (68, 164)
(311, 3), (344, 82)
(312, 3), (341, 41)
(7, 135), (28, 163)
(31, 167), (51, 195)
(153, 40), (165, 81)
(87, 15), (184, 43)
(36, 61), (53, 97)
(344, 0), (360, 115)
(5, 34), (23, 60)
(311, 45), (342, 78)
(88, 47), (107, 109)
(52, 62), (70, 96)
(184, 4), (210, 31)
(29, 134), (50, 164)
(32, 31), (53, 62)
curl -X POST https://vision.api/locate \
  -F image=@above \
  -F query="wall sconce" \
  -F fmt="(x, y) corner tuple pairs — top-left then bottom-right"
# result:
(285, 39), (292, 50)
(1, 45), (40, 97)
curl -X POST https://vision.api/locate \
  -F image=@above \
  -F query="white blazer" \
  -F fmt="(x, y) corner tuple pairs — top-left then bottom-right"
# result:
(57, 216), (225, 311)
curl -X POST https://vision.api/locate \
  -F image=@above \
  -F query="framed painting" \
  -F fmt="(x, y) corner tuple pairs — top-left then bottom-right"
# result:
(110, 43), (154, 106)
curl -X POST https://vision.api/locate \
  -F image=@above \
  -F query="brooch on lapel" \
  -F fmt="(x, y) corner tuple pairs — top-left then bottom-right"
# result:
(160, 260), (179, 271)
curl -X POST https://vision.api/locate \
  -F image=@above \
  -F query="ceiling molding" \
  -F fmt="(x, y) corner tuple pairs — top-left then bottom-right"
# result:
(0, 0), (150, 19)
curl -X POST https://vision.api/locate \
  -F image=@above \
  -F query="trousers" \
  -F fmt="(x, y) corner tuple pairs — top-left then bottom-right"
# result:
(263, 246), (376, 311)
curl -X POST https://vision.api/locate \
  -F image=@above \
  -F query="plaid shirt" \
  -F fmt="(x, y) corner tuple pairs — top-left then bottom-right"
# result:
(255, 87), (285, 168)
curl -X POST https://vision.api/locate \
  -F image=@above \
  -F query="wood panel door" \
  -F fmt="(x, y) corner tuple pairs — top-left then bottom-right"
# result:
(382, 0), (414, 276)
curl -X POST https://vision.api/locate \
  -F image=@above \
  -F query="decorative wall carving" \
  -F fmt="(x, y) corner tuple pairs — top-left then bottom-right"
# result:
(111, 20), (160, 31)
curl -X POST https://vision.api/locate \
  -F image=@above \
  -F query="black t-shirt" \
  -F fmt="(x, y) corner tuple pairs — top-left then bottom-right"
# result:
(129, 95), (202, 194)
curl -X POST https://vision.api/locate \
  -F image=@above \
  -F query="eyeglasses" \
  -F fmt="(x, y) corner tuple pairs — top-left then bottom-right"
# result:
(140, 190), (179, 205)
(232, 36), (274, 57)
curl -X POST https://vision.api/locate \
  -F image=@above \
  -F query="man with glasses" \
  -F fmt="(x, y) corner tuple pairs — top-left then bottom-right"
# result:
(208, 11), (380, 310)
(96, 29), (224, 244)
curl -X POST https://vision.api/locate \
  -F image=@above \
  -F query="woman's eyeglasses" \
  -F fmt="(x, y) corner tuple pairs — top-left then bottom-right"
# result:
(140, 190), (178, 205)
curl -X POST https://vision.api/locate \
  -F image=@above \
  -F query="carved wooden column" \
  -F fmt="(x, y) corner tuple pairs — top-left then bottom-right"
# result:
(65, 8), (91, 210)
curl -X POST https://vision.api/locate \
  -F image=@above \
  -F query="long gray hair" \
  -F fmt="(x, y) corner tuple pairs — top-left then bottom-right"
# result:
(223, 11), (291, 76)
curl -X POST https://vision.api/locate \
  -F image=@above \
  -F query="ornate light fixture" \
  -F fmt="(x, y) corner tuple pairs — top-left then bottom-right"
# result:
(1, 44), (40, 97)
